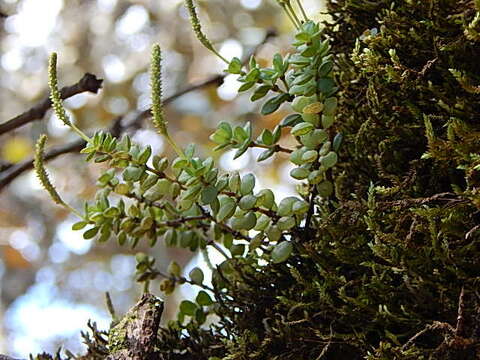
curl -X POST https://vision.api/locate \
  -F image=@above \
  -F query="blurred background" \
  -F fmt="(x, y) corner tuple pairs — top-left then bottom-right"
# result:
(0, 0), (324, 357)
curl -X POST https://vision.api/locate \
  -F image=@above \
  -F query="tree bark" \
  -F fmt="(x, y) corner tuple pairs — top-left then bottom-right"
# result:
(106, 293), (164, 360)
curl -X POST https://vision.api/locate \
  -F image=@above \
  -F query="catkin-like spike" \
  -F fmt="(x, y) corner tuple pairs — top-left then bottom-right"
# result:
(48, 53), (71, 126)
(149, 44), (185, 158)
(150, 44), (167, 136)
(34, 134), (66, 206)
(34, 135), (84, 218)
(48, 53), (91, 143)
(184, 0), (228, 63)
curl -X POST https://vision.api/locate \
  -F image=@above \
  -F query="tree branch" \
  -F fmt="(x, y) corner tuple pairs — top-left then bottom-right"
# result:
(0, 73), (103, 136)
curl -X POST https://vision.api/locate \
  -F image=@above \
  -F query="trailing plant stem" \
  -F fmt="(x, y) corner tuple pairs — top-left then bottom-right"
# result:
(295, 0), (309, 21)
(286, 2), (302, 26)
(283, 5), (300, 29)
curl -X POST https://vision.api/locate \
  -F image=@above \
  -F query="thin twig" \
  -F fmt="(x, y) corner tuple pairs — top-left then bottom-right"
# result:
(0, 73), (103, 136)
(315, 322), (334, 359)
(402, 321), (454, 351)
(303, 187), (318, 241)
(105, 292), (116, 320)
(455, 286), (466, 337)
(465, 224), (480, 239)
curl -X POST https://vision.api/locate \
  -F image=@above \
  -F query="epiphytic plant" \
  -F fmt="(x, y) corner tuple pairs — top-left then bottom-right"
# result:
(35, 0), (337, 327)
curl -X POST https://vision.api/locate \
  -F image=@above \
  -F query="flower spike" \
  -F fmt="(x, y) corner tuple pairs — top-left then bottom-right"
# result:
(184, 0), (229, 63)
(48, 53), (90, 143)
(150, 44), (185, 157)
(34, 134), (83, 218)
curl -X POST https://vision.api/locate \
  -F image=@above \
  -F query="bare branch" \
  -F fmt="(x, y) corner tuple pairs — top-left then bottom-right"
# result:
(0, 73), (103, 136)
(455, 286), (466, 337)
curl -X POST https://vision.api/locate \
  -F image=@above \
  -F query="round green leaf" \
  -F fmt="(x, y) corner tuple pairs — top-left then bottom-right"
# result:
(301, 150), (318, 163)
(196, 290), (214, 306)
(189, 267), (204, 285)
(302, 102), (324, 114)
(254, 214), (271, 231)
(302, 113), (320, 126)
(228, 57), (242, 74)
(333, 133), (343, 152)
(323, 97), (338, 115)
(291, 122), (314, 137)
(256, 189), (275, 209)
(300, 129), (328, 149)
(83, 227), (99, 240)
(168, 261), (181, 277)
(114, 183), (130, 195)
(292, 200), (309, 214)
(239, 194), (257, 210)
(267, 225), (282, 242)
(278, 197), (298, 216)
(228, 172), (240, 192)
(317, 180), (334, 197)
(123, 166), (143, 182)
(201, 185), (218, 205)
(180, 300), (197, 316)
(231, 211), (256, 230)
(72, 221), (88, 231)
(321, 151), (338, 169)
(280, 113), (303, 127)
(290, 167), (309, 180)
(271, 241), (293, 263)
(308, 169), (324, 184)
(277, 216), (296, 230)
(240, 173), (256, 195)
(321, 114), (335, 129)
(217, 197), (236, 222)
(290, 147), (308, 165)
(291, 95), (316, 113)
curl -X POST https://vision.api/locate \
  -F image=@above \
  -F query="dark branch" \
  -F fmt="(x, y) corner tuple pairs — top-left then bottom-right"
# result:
(0, 73), (103, 136)
(303, 187), (318, 241)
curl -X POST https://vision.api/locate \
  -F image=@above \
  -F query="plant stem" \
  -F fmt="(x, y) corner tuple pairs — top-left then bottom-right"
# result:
(280, 3), (300, 29)
(295, 0), (309, 21)
(287, 2), (302, 26)
(165, 134), (186, 158)
(71, 124), (91, 143)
